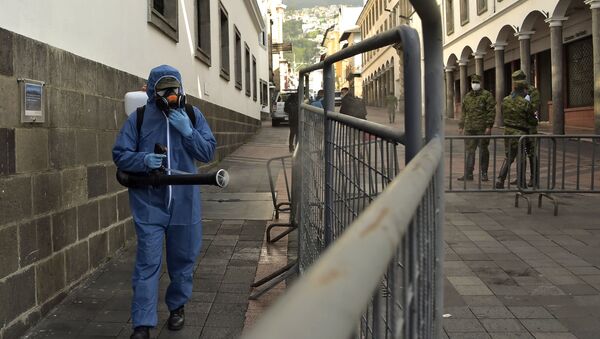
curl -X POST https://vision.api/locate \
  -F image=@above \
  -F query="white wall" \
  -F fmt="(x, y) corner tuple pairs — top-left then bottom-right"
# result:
(0, 0), (269, 119)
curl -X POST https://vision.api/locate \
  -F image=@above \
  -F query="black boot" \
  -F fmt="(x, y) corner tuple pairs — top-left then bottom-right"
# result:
(528, 155), (537, 187)
(457, 174), (474, 181)
(495, 159), (510, 189)
(130, 326), (150, 339)
(168, 306), (185, 331)
(458, 152), (475, 181)
(481, 172), (489, 182)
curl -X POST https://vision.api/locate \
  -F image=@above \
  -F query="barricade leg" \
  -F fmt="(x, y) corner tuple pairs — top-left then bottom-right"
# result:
(515, 192), (532, 214)
(538, 193), (559, 216)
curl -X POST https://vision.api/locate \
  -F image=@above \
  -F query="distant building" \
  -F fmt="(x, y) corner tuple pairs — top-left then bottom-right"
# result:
(320, 6), (364, 92)
(438, 0), (599, 132)
(340, 26), (364, 98)
(358, 0), (413, 108)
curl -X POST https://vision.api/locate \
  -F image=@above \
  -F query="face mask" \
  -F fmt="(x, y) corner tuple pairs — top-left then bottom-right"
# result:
(471, 83), (481, 91)
(155, 87), (184, 112)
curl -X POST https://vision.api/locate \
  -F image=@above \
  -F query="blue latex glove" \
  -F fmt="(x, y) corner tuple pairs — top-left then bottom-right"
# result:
(169, 109), (193, 137)
(144, 153), (166, 169)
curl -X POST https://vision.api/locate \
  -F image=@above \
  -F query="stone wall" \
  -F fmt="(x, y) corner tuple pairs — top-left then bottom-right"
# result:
(0, 28), (260, 339)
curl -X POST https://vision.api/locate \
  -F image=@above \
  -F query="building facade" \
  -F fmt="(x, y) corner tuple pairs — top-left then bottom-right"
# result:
(442, 0), (600, 133)
(0, 0), (267, 337)
(358, 0), (413, 109)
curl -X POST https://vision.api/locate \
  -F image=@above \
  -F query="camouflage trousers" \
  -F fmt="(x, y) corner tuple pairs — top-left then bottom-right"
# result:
(464, 129), (490, 174)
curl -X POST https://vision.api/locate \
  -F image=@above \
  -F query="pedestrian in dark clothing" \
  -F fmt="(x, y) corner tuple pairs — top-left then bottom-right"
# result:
(340, 87), (367, 120)
(311, 89), (324, 108)
(284, 92), (299, 152)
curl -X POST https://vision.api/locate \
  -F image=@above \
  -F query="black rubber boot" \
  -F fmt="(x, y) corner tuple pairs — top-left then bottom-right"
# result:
(168, 306), (185, 331)
(130, 326), (150, 339)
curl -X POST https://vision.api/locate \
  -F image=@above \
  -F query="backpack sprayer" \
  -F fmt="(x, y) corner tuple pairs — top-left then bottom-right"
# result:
(117, 91), (229, 189)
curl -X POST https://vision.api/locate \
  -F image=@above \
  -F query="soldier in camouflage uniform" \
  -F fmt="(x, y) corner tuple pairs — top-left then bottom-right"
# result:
(458, 74), (495, 181)
(495, 70), (538, 189)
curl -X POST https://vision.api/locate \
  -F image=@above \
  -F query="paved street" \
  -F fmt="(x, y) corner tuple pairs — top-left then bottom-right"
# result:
(24, 105), (600, 338)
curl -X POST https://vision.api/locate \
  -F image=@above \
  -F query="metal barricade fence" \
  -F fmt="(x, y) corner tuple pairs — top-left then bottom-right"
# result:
(298, 104), (404, 271)
(244, 0), (446, 334)
(243, 137), (443, 339)
(446, 134), (600, 215)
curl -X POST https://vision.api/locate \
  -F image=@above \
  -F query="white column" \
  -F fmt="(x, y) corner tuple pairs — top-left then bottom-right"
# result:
(515, 31), (535, 84)
(445, 66), (456, 119)
(585, 0), (600, 133)
(459, 59), (468, 103)
(546, 17), (568, 134)
(473, 52), (486, 85)
(492, 42), (507, 127)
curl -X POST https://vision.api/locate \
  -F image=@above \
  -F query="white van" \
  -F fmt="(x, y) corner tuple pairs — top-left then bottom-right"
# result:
(271, 91), (296, 126)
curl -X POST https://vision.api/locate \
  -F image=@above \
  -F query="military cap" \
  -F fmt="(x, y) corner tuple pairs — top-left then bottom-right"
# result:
(471, 74), (481, 83)
(512, 69), (527, 81)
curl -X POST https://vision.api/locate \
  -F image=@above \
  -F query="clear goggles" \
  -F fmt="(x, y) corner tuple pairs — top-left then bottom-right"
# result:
(156, 87), (180, 97)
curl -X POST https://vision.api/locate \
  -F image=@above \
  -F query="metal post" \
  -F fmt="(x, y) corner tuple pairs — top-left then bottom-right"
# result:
(397, 28), (423, 162)
(323, 63), (335, 246)
(410, 0), (445, 337)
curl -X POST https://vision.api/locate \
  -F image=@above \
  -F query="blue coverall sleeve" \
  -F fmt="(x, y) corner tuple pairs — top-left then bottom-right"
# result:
(181, 107), (216, 163)
(112, 116), (149, 172)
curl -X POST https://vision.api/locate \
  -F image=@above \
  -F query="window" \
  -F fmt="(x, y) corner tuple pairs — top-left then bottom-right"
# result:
(245, 43), (251, 97)
(567, 37), (594, 108)
(259, 30), (267, 47)
(252, 56), (257, 101)
(477, 0), (487, 15)
(196, 0), (211, 65)
(234, 26), (242, 89)
(446, 0), (454, 35)
(260, 80), (268, 106)
(460, 0), (469, 25)
(219, 2), (230, 80)
(148, 0), (178, 41)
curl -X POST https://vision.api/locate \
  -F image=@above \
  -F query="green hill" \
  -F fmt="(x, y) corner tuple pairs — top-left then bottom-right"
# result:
(284, 0), (363, 10)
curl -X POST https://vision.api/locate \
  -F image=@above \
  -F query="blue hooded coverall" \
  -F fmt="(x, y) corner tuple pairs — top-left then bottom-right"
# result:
(112, 65), (216, 328)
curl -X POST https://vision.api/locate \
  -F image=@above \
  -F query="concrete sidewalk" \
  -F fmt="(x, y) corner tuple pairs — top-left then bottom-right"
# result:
(23, 125), (293, 338)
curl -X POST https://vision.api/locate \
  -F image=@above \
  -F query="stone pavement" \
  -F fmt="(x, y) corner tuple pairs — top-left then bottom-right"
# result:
(24, 105), (600, 339)
(443, 192), (600, 339)
(23, 125), (292, 338)
(369, 105), (600, 338)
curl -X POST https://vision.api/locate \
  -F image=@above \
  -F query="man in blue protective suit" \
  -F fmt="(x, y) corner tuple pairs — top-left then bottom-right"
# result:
(112, 65), (216, 339)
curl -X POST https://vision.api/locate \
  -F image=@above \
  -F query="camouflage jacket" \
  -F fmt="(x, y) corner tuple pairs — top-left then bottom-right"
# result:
(502, 90), (537, 133)
(459, 89), (495, 131)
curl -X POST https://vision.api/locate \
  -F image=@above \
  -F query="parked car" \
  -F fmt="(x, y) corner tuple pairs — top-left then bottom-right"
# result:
(271, 90), (296, 126)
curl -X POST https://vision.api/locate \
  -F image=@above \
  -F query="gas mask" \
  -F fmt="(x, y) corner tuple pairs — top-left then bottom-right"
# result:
(155, 87), (186, 114)
(471, 83), (481, 91)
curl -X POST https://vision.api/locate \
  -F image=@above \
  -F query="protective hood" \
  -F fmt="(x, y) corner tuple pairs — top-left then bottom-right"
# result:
(146, 64), (185, 101)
